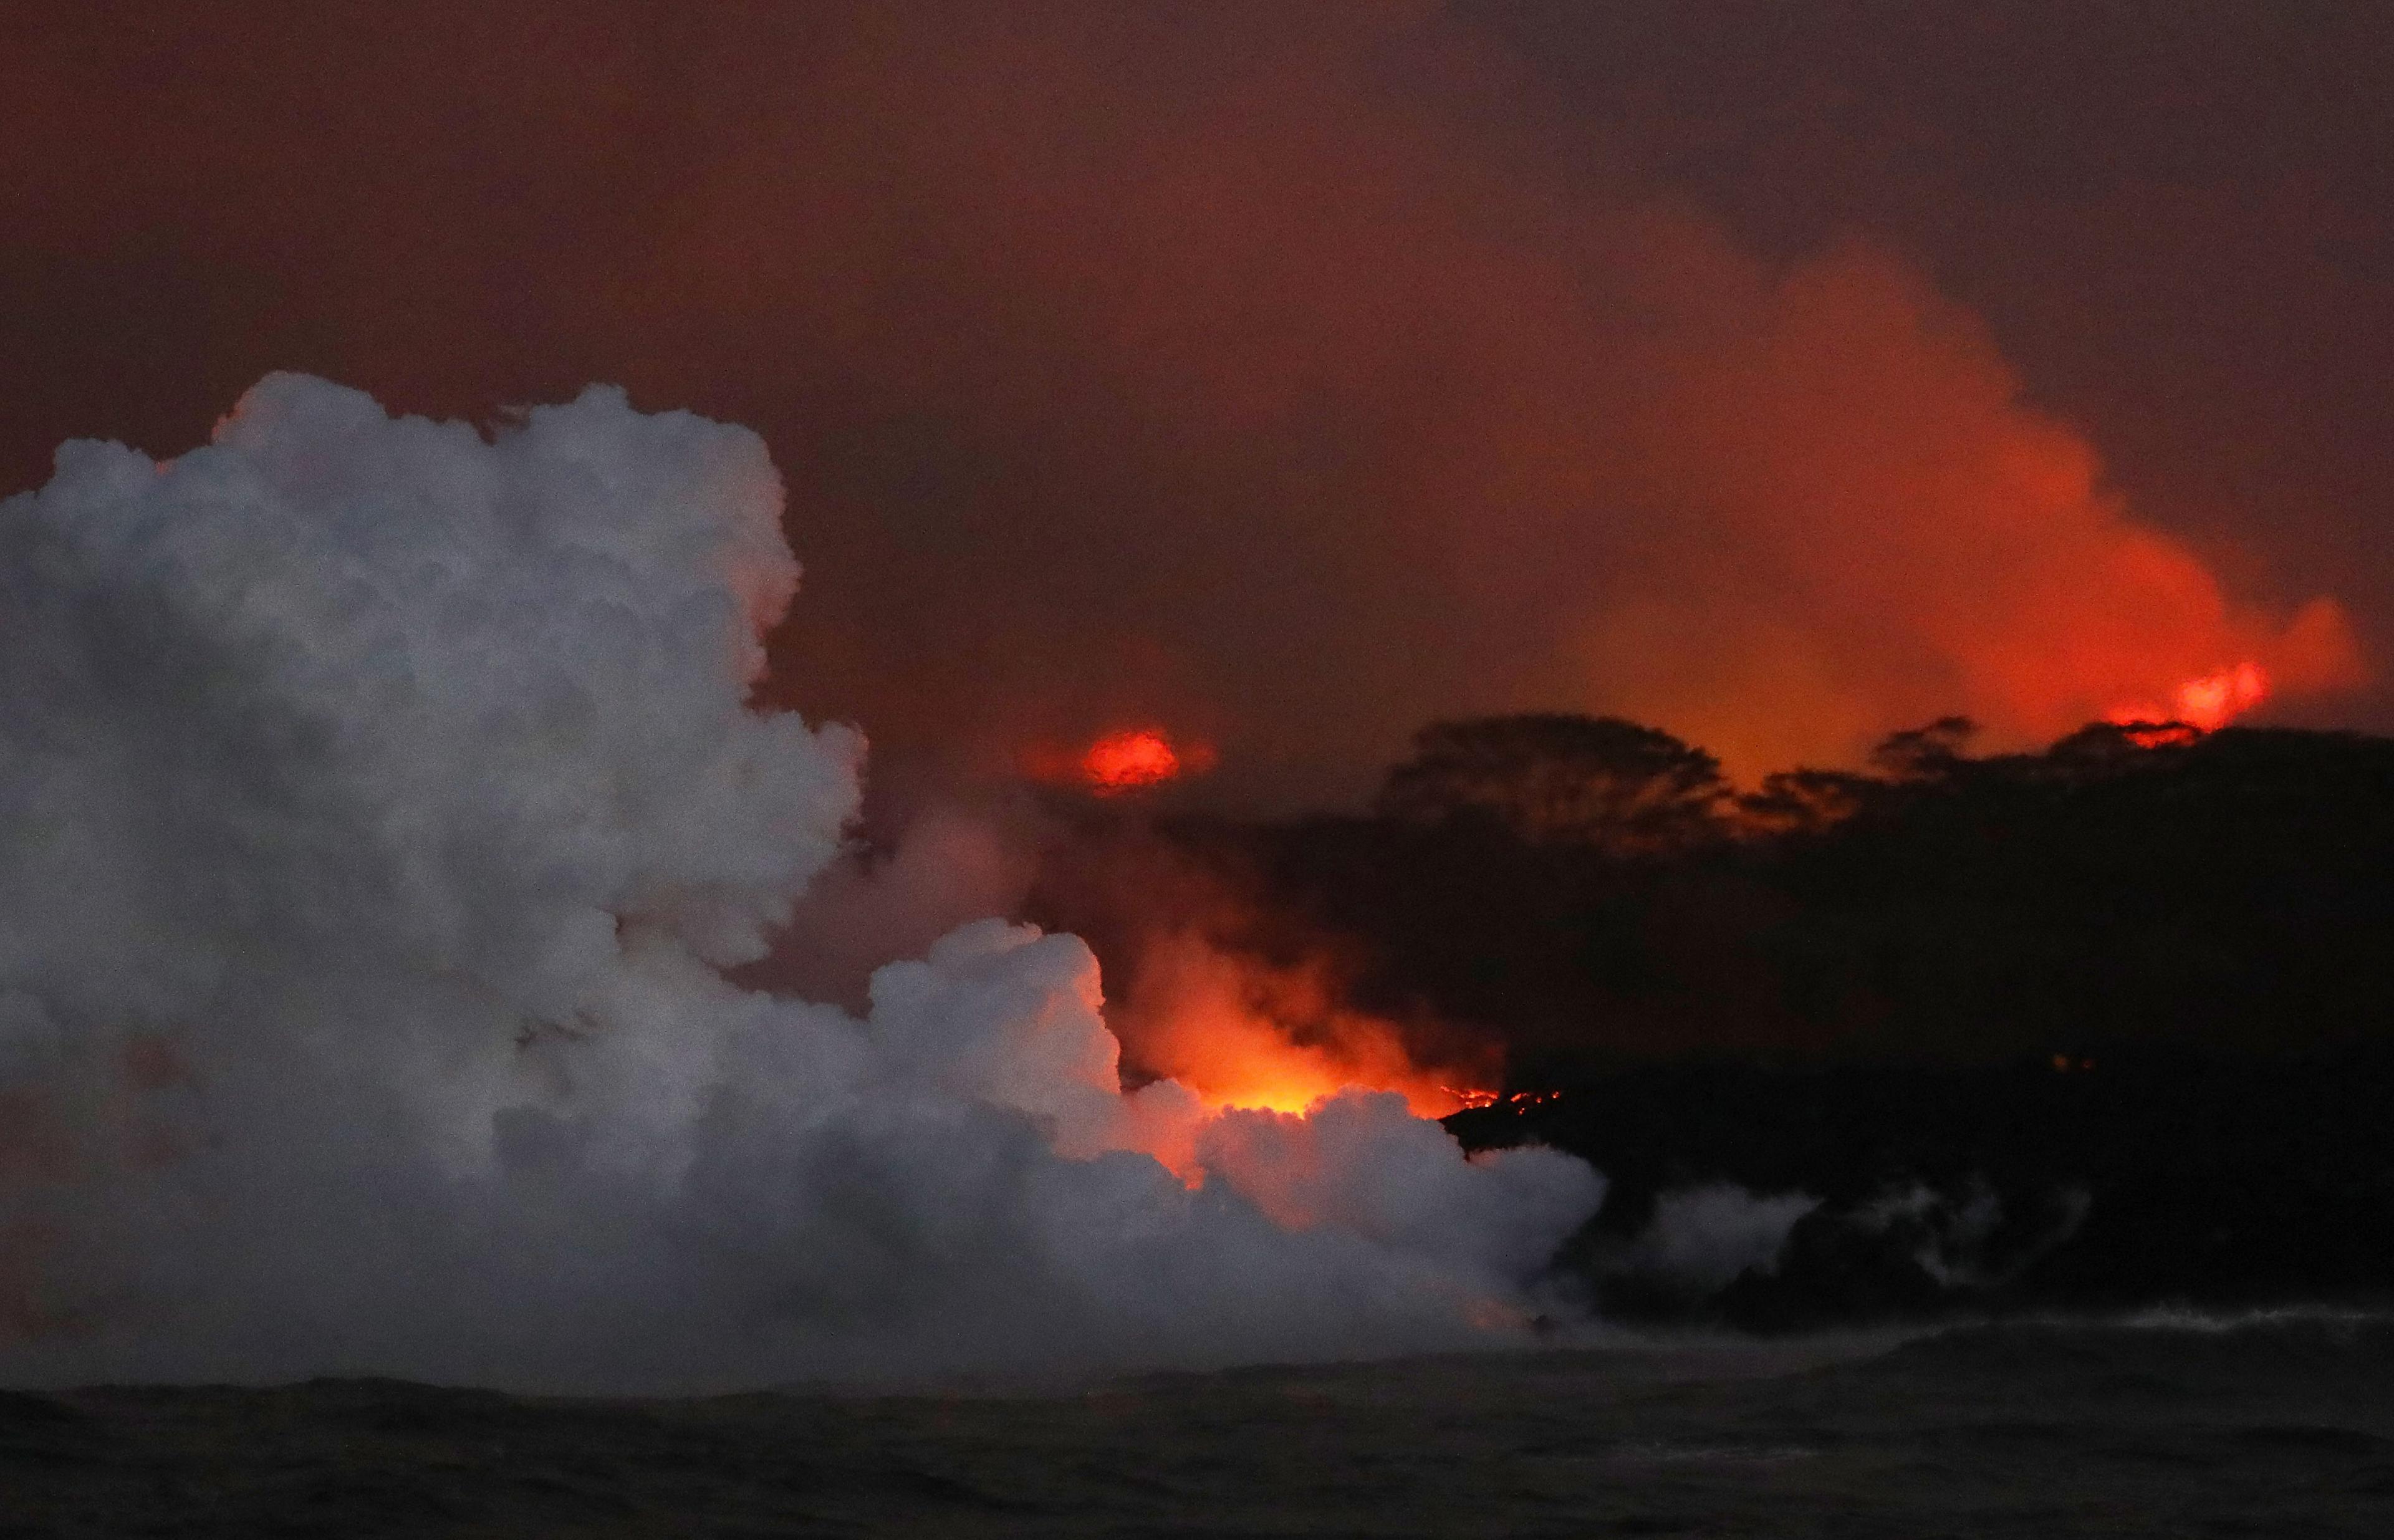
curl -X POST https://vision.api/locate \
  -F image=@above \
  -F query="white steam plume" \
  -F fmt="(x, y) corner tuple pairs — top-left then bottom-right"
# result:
(0, 376), (1599, 1393)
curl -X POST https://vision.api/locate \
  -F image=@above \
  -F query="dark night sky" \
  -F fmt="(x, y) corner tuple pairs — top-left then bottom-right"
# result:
(6, 1), (2389, 805)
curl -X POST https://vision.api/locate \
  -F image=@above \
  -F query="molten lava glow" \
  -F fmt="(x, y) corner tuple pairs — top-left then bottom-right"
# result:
(2116, 722), (2202, 749)
(1021, 727), (1218, 795)
(1163, 1006), (1453, 1116)
(2105, 660), (2271, 733)
(1121, 933), (1489, 1120)
(1082, 728), (1183, 793)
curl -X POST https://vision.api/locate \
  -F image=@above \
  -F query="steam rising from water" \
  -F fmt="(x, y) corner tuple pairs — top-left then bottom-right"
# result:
(0, 377), (1598, 1393)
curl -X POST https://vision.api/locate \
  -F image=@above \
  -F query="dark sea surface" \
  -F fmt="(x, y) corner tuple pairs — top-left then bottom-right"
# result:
(5, 1314), (2391, 1537)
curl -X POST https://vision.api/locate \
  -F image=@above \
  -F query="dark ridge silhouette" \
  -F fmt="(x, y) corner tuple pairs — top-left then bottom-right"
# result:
(1375, 714), (1729, 855)
(1075, 717), (2394, 1066)
(1025, 715), (2394, 1325)
(1449, 1048), (2394, 1330)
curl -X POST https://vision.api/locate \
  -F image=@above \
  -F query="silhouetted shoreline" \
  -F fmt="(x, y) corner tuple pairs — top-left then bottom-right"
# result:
(1036, 718), (2394, 1325)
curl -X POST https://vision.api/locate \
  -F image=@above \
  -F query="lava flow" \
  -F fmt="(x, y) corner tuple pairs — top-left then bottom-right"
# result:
(1122, 933), (1491, 1120)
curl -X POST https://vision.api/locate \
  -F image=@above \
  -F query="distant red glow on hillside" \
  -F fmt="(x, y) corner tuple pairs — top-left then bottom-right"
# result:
(1084, 729), (1183, 794)
(1021, 727), (1218, 796)
(2107, 660), (2271, 733)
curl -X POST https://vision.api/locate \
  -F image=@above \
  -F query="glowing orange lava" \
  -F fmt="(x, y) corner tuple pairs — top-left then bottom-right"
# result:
(1019, 726), (1218, 795)
(1122, 933), (1488, 1119)
(2106, 660), (2270, 734)
(1167, 1009), (1463, 1116)
(1082, 728), (1183, 793)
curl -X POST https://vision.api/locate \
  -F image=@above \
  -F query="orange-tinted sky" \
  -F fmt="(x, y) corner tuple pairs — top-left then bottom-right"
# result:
(5, 2), (2388, 802)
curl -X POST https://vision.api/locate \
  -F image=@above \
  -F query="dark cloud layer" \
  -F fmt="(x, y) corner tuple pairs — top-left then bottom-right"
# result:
(4, 2), (2387, 803)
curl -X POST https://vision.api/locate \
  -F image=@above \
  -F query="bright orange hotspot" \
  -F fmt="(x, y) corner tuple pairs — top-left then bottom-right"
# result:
(1019, 726), (1217, 794)
(2106, 660), (2270, 734)
(1166, 1012), (1466, 1117)
(1124, 934), (1486, 1119)
(1082, 728), (1182, 793)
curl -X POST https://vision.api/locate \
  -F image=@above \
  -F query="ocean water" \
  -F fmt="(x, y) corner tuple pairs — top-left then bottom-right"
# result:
(5, 1314), (2390, 1536)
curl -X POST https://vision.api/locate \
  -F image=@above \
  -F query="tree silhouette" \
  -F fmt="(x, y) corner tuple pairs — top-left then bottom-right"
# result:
(1869, 716), (1977, 781)
(1374, 714), (1727, 854)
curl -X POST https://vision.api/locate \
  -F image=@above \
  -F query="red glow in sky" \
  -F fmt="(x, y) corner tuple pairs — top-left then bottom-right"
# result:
(1, 7), (2380, 796)
(2107, 660), (2271, 733)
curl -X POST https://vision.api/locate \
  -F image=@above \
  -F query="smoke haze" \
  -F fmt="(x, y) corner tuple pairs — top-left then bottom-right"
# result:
(0, 3), (2379, 804)
(4, 6), (2387, 1398)
(0, 378), (1598, 1392)
(673, 3), (2363, 789)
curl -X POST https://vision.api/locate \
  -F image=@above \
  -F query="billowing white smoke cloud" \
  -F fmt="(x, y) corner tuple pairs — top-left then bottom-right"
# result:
(0, 376), (1599, 1393)
(1612, 1185), (1819, 1293)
